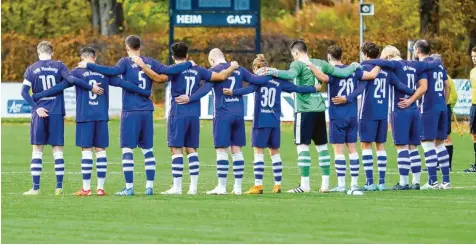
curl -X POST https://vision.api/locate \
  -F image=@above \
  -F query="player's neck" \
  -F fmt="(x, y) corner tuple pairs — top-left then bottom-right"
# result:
(38, 53), (52, 60)
(174, 59), (188, 64)
(128, 51), (140, 57)
(214, 59), (227, 65)
(330, 60), (343, 66)
(390, 56), (402, 61)
(419, 54), (430, 60)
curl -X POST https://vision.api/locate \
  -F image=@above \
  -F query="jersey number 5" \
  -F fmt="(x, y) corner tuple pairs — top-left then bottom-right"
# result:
(138, 71), (146, 89)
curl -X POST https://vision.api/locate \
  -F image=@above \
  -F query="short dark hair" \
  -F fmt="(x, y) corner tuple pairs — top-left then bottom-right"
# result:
(80, 46), (96, 58)
(327, 45), (343, 60)
(37, 41), (53, 54)
(472, 46), (476, 53)
(361, 42), (381, 59)
(290, 40), (307, 53)
(171, 42), (188, 59)
(414, 40), (430, 55)
(125, 35), (141, 50)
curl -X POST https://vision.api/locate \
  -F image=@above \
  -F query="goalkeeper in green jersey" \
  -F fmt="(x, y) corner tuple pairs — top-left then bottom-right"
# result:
(265, 40), (381, 193)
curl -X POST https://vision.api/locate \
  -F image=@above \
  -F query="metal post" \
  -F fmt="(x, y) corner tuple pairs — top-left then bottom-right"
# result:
(359, 0), (363, 62)
(256, 0), (261, 54)
(407, 40), (415, 61)
(168, 1), (174, 65)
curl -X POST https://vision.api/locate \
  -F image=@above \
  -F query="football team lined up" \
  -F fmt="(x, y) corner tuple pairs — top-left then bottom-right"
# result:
(20, 35), (476, 196)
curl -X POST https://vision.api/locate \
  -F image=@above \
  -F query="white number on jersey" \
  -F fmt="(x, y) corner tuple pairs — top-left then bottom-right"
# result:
(89, 80), (98, 100)
(337, 78), (354, 96)
(39, 75), (56, 90)
(138, 71), (146, 89)
(374, 78), (386, 99)
(406, 73), (415, 89)
(228, 76), (236, 90)
(434, 71), (444, 92)
(184, 76), (196, 96)
(260, 87), (276, 107)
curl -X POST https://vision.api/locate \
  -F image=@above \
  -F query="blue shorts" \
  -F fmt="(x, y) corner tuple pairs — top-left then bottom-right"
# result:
(421, 109), (448, 141)
(167, 116), (200, 148)
(329, 117), (358, 144)
(120, 111), (154, 149)
(213, 115), (246, 148)
(30, 113), (64, 146)
(76, 121), (109, 148)
(251, 127), (280, 149)
(359, 119), (388, 143)
(390, 109), (420, 146)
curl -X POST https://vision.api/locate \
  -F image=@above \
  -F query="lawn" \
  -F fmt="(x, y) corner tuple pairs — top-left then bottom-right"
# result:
(2, 120), (476, 243)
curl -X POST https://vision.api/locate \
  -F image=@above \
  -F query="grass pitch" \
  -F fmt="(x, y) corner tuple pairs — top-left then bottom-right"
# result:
(2, 120), (476, 243)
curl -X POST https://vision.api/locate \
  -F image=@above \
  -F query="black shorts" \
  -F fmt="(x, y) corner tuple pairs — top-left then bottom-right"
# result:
(294, 111), (328, 146)
(470, 104), (476, 134)
(447, 105), (452, 135)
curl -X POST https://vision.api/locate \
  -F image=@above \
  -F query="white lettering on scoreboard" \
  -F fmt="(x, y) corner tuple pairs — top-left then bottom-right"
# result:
(176, 15), (202, 24)
(226, 15), (253, 24)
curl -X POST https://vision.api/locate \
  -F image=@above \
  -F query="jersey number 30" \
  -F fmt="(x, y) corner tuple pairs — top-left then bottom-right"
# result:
(260, 87), (276, 107)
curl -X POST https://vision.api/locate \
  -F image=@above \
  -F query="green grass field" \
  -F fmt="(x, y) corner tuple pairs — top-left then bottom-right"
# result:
(2, 120), (476, 243)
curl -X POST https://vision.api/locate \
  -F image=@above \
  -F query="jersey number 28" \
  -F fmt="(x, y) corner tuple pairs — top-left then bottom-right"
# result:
(337, 78), (354, 96)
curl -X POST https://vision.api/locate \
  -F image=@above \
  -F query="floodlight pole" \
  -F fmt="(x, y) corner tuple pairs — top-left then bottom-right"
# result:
(359, 0), (364, 62)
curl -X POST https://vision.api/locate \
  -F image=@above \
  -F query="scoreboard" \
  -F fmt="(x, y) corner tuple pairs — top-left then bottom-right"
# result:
(171, 0), (260, 27)
(169, 0), (261, 63)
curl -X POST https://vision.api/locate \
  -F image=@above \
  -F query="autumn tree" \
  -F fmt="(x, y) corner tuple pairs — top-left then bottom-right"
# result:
(90, 0), (124, 36)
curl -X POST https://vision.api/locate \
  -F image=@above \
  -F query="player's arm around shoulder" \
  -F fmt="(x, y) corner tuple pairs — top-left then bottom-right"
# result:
(267, 61), (301, 79)
(131, 56), (169, 83)
(210, 61), (239, 81)
(282, 79), (321, 94)
(301, 59), (329, 83)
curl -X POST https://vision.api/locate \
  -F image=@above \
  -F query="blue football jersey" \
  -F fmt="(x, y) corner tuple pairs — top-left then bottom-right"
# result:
(359, 65), (413, 120)
(188, 63), (271, 117)
(87, 57), (191, 112)
(327, 65), (363, 120)
(71, 68), (110, 122)
(420, 57), (448, 113)
(23, 60), (70, 115)
(235, 78), (315, 128)
(168, 65), (212, 117)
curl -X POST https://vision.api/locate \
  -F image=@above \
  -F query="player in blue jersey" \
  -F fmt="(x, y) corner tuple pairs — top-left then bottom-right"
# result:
(32, 47), (152, 196)
(222, 54), (320, 194)
(398, 40), (451, 190)
(305, 45), (386, 192)
(373, 45), (442, 190)
(77, 35), (194, 196)
(21, 41), (104, 196)
(332, 42), (414, 191)
(131, 42), (239, 195)
(175, 48), (273, 195)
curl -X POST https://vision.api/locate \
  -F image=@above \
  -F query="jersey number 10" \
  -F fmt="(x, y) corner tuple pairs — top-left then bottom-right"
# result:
(39, 75), (56, 91)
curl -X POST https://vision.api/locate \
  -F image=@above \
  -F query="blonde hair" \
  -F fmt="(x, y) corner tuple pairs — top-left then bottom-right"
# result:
(252, 54), (269, 71)
(381, 45), (401, 59)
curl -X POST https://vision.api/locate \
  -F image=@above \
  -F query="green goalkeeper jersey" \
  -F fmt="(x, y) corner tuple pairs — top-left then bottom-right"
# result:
(276, 59), (357, 112)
